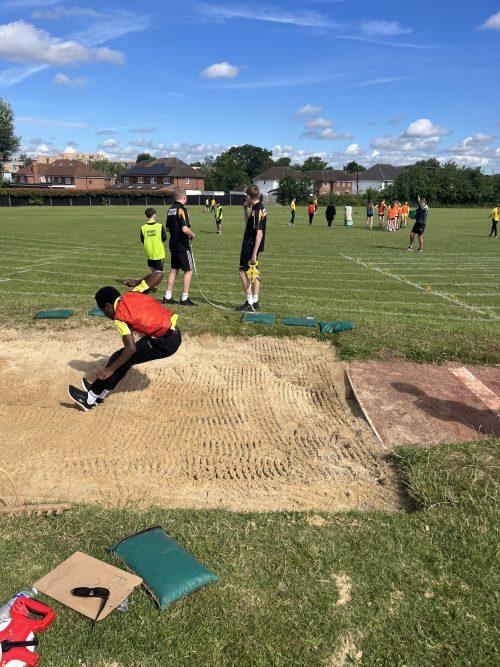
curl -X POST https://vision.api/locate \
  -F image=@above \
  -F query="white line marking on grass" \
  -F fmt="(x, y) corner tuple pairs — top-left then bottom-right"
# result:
(340, 254), (498, 320)
(449, 367), (500, 414)
(0, 248), (89, 281)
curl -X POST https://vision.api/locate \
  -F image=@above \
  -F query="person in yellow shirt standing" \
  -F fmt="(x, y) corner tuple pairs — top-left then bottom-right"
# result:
(289, 197), (296, 226)
(124, 207), (166, 293)
(489, 205), (499, 238)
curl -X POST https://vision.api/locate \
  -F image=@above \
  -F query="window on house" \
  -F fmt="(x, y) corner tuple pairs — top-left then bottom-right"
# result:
(138, 177), (144, 184)
(163, 178), (171, 185)
(185, 178), (190, 184)
(150, 177), (156, 184)
(124, 176), (130, 184)
(65, 177), (71, 184)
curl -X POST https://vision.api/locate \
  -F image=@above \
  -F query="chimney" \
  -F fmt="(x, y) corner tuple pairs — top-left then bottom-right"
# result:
(31, 161), (40, 183)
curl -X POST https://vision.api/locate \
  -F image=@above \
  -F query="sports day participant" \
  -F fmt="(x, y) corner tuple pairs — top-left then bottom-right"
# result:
(366, 201), (375, 229)
(308, 201), (315, 225)
(378, 199), (387, 229)
(344, 203), (353, 226)
(68, 286), (181, 412)
(387, 202), (398, 231)
(123, 207), (166, 293)
(289, 197), (296, 226)
(407, 197), (429, 252)
(325, 201), (336, 228)
(163, 186), (196, 306)
(215, 201), (223, 234)
(489, 204), (499, 238)
(401, 201), (410, 228)
(237, 184), (267, 312)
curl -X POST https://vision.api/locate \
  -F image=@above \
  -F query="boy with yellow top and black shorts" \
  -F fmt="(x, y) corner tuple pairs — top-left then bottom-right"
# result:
(237, 184), (267, 312)
(124, 207), (166, 293)
(68, 286), (181, 411)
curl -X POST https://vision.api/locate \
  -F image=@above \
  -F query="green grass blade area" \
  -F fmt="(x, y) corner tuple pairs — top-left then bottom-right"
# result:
(0, 440), (498, 666)
(0, 205), (498, 363)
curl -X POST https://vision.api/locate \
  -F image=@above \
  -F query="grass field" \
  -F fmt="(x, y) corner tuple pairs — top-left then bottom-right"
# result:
(0, 441), (498, 666)
(0, 204), (498, 363)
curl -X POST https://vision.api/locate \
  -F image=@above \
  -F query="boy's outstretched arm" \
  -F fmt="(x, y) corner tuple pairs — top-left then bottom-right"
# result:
(96, 333), (136, 380)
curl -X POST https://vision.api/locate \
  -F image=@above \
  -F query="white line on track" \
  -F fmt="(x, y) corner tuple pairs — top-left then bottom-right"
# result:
(340, 254), (498, 320)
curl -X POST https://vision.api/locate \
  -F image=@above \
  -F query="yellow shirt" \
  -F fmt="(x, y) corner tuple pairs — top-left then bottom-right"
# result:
(492, 207), (500, 222)
(290, 200), (296, 211)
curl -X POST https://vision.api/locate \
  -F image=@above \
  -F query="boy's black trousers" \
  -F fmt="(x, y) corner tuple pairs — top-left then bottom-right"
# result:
(90, 328), (181, 395)
(490, 221), (498, 237)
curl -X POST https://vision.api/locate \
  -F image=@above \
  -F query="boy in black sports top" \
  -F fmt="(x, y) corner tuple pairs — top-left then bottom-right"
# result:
(237, 184), (267, 312)
(163, 186), (197, 306)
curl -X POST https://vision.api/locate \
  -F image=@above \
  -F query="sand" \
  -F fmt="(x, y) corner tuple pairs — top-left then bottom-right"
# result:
(0, 330), (401, 512)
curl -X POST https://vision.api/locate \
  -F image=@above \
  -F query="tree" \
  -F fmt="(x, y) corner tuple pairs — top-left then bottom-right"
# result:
(205, 151), (248, 191)
(344, 161), (366, 174)
(136, 152), (153, 163)
(223, 144), (273, 179)
(274, 157), (292, 167)
(0, 97), (20, 168)
(89, 159), (128, 178)
(275, 175), (313, 205)
(19, 153), (33, 166)
(301, 156), (328, 172)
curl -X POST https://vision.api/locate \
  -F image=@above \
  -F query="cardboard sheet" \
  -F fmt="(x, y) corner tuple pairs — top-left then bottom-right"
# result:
(34, 551), (142, 621)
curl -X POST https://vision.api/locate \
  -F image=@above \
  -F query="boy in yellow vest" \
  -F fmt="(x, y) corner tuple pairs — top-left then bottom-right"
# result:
(489, 204), (499, 238)
(124, 207), (166, 293)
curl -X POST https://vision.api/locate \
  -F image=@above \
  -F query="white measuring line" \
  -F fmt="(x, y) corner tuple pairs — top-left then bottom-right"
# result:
(340, 254), (498, 320)
(0, 247), (89, 282)
(449, 367), (500, 414)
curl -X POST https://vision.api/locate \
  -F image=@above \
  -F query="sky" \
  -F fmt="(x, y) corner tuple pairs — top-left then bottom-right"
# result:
(1, 0), (499, 172)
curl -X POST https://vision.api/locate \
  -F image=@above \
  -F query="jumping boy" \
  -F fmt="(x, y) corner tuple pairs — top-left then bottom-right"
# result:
(407, 197), (429, 252)
(163, 186), (196, 306)
(237, 184), (267, 312)
(378, 199), (386, 229)
(124, 207), (166, 294)
(289, 197), (296, 226)
(215, 201), (223, 234)
(68, 286), (181, 411)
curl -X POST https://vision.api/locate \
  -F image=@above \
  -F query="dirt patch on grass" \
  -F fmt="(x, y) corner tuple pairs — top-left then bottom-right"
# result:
(0, 330), (401, 511)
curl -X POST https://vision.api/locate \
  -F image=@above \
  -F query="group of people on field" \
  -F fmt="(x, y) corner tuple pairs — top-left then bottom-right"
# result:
(368, 199), (410, 231)
(68, 184), (267, 412)
(204, 196), (223, 234)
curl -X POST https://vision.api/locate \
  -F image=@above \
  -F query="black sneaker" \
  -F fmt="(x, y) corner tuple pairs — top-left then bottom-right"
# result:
(68, 385), (93, 412)
(162, 297), (177, 305)
(179, 298), (197, 306)
(252, 302), (260, 311)
(82, 378), (104, 404)
(236, 301), (251, 311)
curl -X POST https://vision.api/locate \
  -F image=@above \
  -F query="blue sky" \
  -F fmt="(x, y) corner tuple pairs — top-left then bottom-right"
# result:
(1, 0), (499, 171)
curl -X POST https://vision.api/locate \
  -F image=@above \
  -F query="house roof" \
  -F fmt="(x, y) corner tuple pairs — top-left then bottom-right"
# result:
(124, 158), (200, 178)
(304, 169), (353, 182)
(358, 164), (405, 182)
(254, 166), (302, 181)
(16, 159), (105, 178)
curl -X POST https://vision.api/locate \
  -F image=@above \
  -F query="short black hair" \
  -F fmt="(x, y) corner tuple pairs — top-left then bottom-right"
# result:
(145, 207), (156, 218)
(95, 286), (120, 310)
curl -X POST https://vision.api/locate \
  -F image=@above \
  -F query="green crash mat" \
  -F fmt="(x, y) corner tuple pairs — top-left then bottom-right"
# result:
(281, 316), (318, 328)
(88, 306), (105, 317)
(35, 309), (74, 319)
(319, 320), (354, 334)
(241, 312), (276, 325)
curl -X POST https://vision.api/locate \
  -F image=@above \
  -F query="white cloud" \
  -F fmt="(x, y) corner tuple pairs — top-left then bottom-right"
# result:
(345, 143), (361, 156)
(202, 61), (239, 79)
(361, 20), (412, 36)
(481, 11), (500, 30)
(301, 127), (354, 140)
(294, 103), (323, 117)
(17, 115), (87, 128)
(196, 3), (339, 29)
(403, 118), (450, 138)
(305, 117), (332, 129)
(132, 127), (155, 133)
(32, 6), (103, 20)
(63, 145), (76, 154)
(371, 135), (440, 152)
(0, 21), (124, 66)
(99, 138), (119, 148)
(354, 75), (416, 87)
(53, 72), (86, 88)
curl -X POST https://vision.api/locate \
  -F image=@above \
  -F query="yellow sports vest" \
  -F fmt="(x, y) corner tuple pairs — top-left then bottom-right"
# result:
(141, 222), (165, 260)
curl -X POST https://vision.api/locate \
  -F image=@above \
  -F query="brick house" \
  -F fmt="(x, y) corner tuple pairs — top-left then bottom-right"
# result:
(116, 158), (204, 193)
(12, 159), (108, 190)
(304, 170), (353, 196)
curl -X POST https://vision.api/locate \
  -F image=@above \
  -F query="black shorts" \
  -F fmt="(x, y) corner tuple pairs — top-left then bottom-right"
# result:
(239, 241), (260, 271)
(170, 249), (194, 271)
(412, 223), (426, 235)
(147, 258), (164, 271)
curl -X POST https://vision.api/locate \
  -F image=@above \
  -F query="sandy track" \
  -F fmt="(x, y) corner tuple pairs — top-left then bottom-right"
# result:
(0, 330), (401, 511)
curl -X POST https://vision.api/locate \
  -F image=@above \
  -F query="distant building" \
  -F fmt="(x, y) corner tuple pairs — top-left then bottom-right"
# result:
(35, 148), (108, 165)
(1, 159), (24, 182)
(303, 170), (353, 196)
(357, 164), (405, 193)
(116, 158), (204, 193)
(254, 166), (302, 195)
(12, 159), (109, 190)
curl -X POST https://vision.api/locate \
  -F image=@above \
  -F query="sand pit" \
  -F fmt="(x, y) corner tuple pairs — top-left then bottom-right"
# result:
(0, 330), (401, 512)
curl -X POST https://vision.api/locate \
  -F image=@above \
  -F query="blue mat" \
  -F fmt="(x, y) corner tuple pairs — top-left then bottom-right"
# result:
(242, 312), (276, 324)
(88, 306), (105, 317)
(35, 309), (73, 319)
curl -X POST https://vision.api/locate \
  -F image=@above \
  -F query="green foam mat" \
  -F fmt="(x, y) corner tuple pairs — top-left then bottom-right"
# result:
(35, 309), (74, 319)
(88, 306), (105, 317)
(319, 320), (354, 334)
(242, 312), (276, 325)
(281, 316), (318, 327)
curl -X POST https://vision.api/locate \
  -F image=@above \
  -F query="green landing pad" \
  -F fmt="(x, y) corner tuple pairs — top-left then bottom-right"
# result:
(281, 316), (318, 327)
(34, 309), (74, 319)
(88, 306), (105, 317)
(242, 312), (276, 325)
(319, 320), (354, 334)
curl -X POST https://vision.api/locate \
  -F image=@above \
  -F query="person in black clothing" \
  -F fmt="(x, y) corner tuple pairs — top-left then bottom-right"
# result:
(238, 184), (267, 312)
(163, 186), (197, 305)
(407, 197), (429, 252)
(325, 201), (336, 227)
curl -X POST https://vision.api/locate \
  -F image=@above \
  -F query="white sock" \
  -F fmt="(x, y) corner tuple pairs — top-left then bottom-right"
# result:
(87, 390), (98, 406)
(165, 290), (172, 299)
(99, 389), (110, 399)
(182, 292), (188, 301)
(246, 293), (252, 304)
(252, 295), (258, 304)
